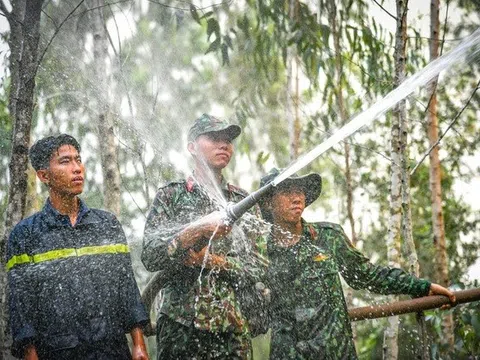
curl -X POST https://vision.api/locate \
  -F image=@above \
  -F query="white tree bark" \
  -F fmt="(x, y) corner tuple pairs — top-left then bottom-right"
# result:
(383, 1), (407, 358)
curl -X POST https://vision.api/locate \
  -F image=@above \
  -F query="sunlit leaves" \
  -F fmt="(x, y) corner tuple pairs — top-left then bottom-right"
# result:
(205, 37), (220, 54)
(206, 18), (220, 40)
(190, 4), (201, 25)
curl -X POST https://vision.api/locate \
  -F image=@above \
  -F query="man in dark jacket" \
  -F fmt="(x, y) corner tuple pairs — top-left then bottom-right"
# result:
(6, 134), (150, 360)
(259, 168), (456, 359)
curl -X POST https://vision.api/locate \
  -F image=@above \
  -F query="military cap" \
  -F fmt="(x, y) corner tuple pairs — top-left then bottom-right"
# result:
(188, 114), (241, 142)
(259, 167), (322, 222)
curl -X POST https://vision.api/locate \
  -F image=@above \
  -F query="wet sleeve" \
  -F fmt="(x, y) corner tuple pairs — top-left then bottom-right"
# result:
(327, 226), (431, 297)
(141, 187), (188, 272)
(225, 235), (271, 337)
(224, 215), (269, 284)
(6, 225), (38, 358)
(111, 217), (150, 331)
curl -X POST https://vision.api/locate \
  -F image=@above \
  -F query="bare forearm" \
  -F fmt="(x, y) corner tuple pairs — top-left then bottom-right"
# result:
(184, 248), (229, 269)
(130, 327), (149, 360)
(24, 344), (38, 360)
(178, 223), (207, 249)
(178, 211), (231, 250)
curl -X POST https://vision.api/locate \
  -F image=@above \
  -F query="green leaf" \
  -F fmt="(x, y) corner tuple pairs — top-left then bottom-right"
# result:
(207, 18), (220, 40)
(221, 43), (230, 65)
(189, 4), (201, 25)
(205, 38), (221, 54)
(224, 35), (233, 49)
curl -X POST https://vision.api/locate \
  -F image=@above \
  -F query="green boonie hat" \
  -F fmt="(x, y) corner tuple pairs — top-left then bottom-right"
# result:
(259, 167), (322, 222)
(188, 114), (241, 142)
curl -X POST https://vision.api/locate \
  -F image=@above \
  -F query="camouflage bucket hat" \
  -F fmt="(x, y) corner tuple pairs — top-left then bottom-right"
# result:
(259, 167), (322, 222)
(188, 114), (241, 142)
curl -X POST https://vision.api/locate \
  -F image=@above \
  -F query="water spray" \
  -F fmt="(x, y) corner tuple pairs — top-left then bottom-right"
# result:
(142, 29), (480, 322)
(274, 28), (480, 184)
(223, 28), (480, 223)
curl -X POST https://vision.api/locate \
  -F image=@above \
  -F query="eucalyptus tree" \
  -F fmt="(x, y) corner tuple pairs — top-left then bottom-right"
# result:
(382, 1), (431, 358)
(423, 0), (455, 346)
(0, 1), (44, 357)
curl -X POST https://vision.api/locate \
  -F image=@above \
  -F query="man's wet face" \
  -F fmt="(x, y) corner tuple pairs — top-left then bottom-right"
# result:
(192, 132), (234, 170)
(40, 145), (85, 196)
(270, 186), (306, 224)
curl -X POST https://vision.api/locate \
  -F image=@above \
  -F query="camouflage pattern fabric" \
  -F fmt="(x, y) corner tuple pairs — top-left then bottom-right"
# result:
(266, 221), (431, 359)
(142, 175), (266, 359)
(156, 314), (251, 360)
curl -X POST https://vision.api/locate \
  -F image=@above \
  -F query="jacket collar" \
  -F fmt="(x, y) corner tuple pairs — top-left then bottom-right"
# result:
(303, 221), (318, 240)
(42, 197), (90, 227)
(186, 173), (229, 193)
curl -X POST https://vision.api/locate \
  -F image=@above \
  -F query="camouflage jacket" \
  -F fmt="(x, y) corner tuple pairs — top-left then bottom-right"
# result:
(142, 175), (266, 335)
(266, 221), (431, 359)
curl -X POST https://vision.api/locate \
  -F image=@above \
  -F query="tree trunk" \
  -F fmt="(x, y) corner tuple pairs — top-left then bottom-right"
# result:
(91, 0), (121, 216)
(384, 2), (428, 359)
(383, 1), (407, 359)
(428, 0), (454, 346)
(327, 0), (358, 340)
(1, 1), (44, 357)
(25, 164), (41, 216)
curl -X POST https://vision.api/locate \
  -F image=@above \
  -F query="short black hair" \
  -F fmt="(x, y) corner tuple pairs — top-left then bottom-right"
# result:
(29, 134), (81, 171)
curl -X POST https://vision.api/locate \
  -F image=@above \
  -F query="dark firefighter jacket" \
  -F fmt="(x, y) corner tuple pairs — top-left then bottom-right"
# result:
(6, 199), (149, 358)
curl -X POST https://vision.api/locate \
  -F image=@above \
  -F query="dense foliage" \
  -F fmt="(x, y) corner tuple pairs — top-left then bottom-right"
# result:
(0, 0), (479, 358)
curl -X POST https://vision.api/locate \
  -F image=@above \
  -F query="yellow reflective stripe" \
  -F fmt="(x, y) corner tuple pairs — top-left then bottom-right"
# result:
(6, 244), (129, 271)
(6, 254), (32, 271)
(76, 244), (129, 256)
(33, 249), (77, 263)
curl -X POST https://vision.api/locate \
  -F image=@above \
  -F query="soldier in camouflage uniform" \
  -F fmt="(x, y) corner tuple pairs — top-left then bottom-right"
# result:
(142, 114), (267, 360)
(259, 168), (456, 359)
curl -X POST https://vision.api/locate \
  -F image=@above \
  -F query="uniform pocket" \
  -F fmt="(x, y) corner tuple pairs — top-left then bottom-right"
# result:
(89, 317), (109, 342)
(306, 256), (338, 279)
(43, 333), (79, 350)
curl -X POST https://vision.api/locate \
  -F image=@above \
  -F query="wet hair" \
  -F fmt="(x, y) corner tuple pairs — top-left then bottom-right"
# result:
(29, 134), (81, 171)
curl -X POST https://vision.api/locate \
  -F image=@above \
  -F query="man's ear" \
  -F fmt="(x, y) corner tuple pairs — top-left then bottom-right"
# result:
(187, 141), (196, 156)
(36, 169), (50, 186)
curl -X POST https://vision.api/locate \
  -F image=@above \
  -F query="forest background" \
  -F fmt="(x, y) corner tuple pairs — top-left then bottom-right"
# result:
(0, 0), (479, 359)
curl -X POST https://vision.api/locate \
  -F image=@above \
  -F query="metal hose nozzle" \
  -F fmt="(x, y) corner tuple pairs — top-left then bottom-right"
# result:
(224, 182), (274, 225)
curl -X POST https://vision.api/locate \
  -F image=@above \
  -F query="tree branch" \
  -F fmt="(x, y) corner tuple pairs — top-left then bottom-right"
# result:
(37, 0), (86, 66)
(440, 0), (450, 56)
(147, 0), (234, 12)
(371, 0), (397, 21)
(410, 79), (480, 176)
(37, 0), (131, 67)
(0, 0), (10, 21)
(107, 3), (122, 59)
(41, 8), (58, 29)
(422, 0), (450, 117)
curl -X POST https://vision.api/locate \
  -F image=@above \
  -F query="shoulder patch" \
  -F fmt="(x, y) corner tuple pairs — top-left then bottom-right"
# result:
(155, 180), (187, 195)
(157, 179), (186, 191)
